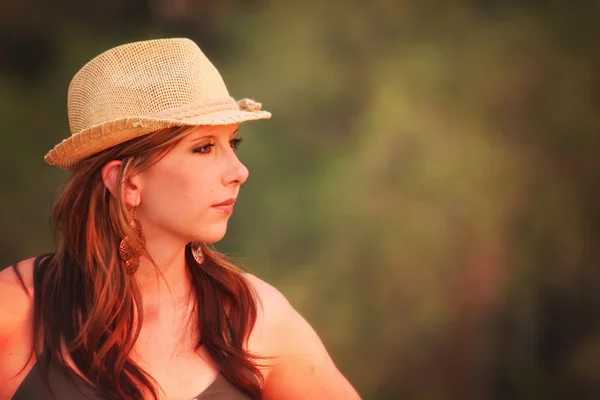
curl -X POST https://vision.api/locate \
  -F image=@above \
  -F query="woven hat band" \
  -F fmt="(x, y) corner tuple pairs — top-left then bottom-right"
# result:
(147, 97), (238, 119)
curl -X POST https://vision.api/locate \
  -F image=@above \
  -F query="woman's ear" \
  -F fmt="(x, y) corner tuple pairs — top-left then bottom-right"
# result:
(101, 160), (141, 207)
(101, 160), (122, 196)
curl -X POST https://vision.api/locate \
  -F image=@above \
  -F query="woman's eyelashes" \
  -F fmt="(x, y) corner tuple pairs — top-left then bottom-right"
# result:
(193, 143), (214, 154)
(193, 137), (244, 155)
(231, 137), (243, 150)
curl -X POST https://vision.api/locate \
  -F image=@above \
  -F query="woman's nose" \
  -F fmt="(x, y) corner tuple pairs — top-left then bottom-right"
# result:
(222, 152), (249, 186)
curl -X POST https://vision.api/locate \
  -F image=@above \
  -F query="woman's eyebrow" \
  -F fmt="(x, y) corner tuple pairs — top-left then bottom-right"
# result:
(189, 134), (216, 143)
(188, 128), (240, 143)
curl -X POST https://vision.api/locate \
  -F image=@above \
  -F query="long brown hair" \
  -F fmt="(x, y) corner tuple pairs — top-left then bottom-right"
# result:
(24, 126), (264, 399)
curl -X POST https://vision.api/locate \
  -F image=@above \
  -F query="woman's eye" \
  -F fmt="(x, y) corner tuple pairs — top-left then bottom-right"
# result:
(193, 143), (214, 154)
(230, 137), (244, 150)
(192, 137), (242, 154)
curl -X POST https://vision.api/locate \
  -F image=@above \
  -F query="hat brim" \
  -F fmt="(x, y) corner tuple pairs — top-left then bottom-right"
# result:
(44, 109), (271, 170)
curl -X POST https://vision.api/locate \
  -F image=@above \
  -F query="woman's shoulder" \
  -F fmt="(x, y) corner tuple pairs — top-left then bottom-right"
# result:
(240, 273), (361, 399)
(240, 273), (294, 348)
(0, 258), (37, 395)
(240, 272), (298, 338)
(0, 258), (36, 317)
(239, 272), (327, 361)
(241, 273), (290, 310)
(0, 258), (36, 335)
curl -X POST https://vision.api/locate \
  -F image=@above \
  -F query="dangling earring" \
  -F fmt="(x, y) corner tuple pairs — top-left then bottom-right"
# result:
(191, 242), (205, 264)
(119, 208), (145, 275)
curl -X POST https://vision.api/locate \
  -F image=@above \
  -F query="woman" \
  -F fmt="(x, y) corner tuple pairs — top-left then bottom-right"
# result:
(0, 38), (359, 399)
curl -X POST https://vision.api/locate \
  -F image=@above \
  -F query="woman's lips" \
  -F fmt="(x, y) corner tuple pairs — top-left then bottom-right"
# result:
(212, 198), (236, 215)
(212, 204), (234, 215)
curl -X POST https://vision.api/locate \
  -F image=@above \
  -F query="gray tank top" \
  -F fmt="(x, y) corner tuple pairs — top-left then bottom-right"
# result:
(12, 348), (252, 400)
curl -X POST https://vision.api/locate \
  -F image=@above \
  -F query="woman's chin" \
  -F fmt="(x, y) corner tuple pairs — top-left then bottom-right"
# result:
(194, 226), (228, 244)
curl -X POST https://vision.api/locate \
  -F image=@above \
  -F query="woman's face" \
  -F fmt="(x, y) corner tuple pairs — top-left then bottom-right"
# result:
(135, 124), (248, 245)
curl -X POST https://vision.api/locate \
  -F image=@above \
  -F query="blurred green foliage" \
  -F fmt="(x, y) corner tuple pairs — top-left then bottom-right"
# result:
(1, 1), (600, 399)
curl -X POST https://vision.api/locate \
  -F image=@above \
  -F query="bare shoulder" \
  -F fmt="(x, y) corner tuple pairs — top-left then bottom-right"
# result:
(0, 258), (36, 332)
(240, 273), (361, 400)
(241, 273), (290, 313)
(0, 258), (37, 398)
(240, 273), (290, 347)
(240, 273), (305, 349)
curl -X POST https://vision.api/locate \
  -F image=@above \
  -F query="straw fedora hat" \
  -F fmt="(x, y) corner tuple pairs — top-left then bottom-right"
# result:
(45, 38), (271, 170)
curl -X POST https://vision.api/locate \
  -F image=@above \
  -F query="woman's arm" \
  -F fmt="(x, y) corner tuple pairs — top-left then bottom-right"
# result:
(243, 274), (361, 400)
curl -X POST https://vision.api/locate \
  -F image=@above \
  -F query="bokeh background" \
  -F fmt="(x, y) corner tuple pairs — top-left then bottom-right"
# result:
(1, 1), (599, 399)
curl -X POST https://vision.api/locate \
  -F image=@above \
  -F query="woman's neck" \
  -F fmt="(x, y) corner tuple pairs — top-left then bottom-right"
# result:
(133, 235), (193, 309)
